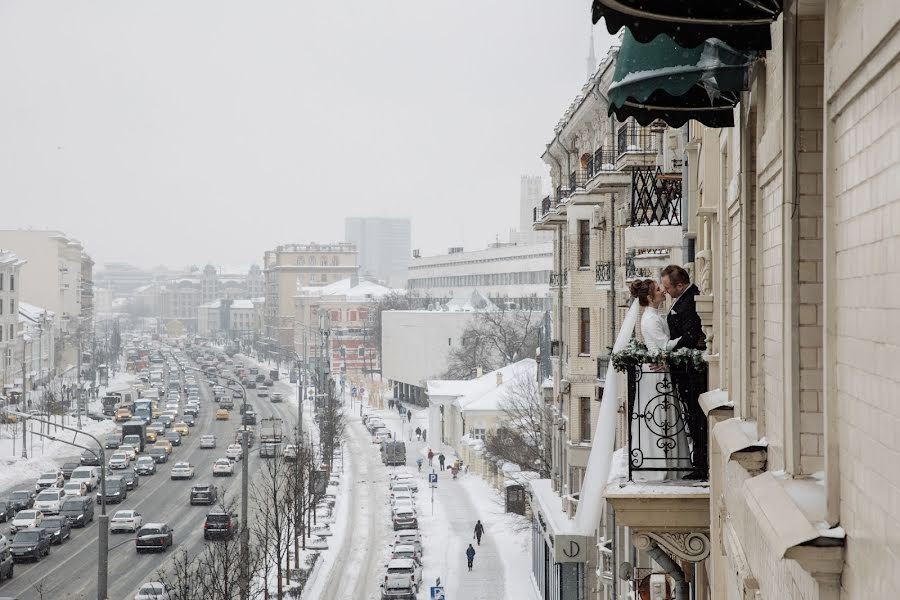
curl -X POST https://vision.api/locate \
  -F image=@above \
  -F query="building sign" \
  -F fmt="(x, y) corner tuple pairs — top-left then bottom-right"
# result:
(554, 535), (589, 563)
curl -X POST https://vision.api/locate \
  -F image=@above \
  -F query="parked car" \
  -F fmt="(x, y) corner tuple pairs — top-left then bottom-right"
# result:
(391, 506), (418, 531)
(61, 462), (80, 480)
(111, 510), (143, 533)
(35, 471), (65, 491)
(135, 523), (173, 553)
(393, 530), (424, 556)
(135, 582), (170, 600)
(212, 458), (234, 477)
(59, 496), (94, 527)
(203, 510), (239, 541)
(170, 462), (195, 480)
(10, 528), (51, 562)
(391, 543), (423, 566)
(37, 516), (71, 545)
(200, 435), (217, 449)
(381, 558), (422, 599)
(189, 485), (218, 506)
(33, 488), (66, 515)
(9, 510), (43, 534)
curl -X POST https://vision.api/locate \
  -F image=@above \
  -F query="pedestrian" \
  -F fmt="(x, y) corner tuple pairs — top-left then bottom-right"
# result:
(416, 456), (424, 472)
(422, 429), (427, 442)
(438, 453), (445, 470)
(474, 520), (484, 545)
(415, 426), (422, 441)
(388, 398), (394, 410)
(427, 449), (434, 466)
(466, 544), (476, 571)
(407, 411), (412, 423)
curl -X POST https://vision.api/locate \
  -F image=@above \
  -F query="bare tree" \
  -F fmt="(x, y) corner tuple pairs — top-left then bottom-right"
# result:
(251, 449), (295, 599)
(483, 368), (552, 478)
(445, 309), (541, 379)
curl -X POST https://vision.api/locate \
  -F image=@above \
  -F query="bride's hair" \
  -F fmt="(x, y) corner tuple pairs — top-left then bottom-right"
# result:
(629, 278), (655, 307)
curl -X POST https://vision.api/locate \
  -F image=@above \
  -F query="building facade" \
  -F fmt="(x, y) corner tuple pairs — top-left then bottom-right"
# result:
(0, 251), (26, 396)
(345, 217), (411, 288)
(407, 243), (553, 311)
(262, 243), (359, 358)
(197, 299), (255, 342)
(511, 175), (554, 246)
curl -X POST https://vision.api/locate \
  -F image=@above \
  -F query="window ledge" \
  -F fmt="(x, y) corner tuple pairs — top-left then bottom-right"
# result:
(713, 417), (767, 473)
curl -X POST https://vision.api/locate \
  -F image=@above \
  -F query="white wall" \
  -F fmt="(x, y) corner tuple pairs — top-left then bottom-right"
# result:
(382, 310), (475, 387)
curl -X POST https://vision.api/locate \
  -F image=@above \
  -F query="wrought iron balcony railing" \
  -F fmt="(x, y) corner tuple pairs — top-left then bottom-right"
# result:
(595, 261), (612, 284)
(631, 167), (683, 226)
(626, 365), (704, 480)
(617, 124), (657, 158)
(587, 147), (618, 178)
(624, 256), (656, 281)
(549, 271), (568, 288)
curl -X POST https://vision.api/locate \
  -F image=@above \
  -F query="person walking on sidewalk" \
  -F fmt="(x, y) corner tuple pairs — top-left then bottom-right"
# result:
(438, 453), (446, 470)
(415, 426), (422, 440)
(427, 449), (434, 466)
(466, 544), (476, 571)
(474, 520), (484, 546)
(422, 429), (427, 442)
(407, 411), (412, 423)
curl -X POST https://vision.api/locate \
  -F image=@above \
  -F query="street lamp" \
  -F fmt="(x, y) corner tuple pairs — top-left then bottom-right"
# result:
(8, 410), (108, 600)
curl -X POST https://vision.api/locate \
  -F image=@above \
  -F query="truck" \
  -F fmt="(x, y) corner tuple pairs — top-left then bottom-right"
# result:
(121, 420), (148, 452)
(133, 399), (154, 423)
(381, 441), (407, 466)
(259, 419), (283, 445)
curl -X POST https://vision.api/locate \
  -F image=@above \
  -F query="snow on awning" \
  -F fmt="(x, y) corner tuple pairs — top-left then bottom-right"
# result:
(591, 0), (783, 52)
(608, 30), (756, 128)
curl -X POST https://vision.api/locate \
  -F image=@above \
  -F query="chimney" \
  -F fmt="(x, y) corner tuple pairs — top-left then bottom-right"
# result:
(496, 371), (503, 386)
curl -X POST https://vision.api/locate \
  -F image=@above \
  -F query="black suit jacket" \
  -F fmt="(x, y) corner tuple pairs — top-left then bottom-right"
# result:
(667, 284), (706, 351)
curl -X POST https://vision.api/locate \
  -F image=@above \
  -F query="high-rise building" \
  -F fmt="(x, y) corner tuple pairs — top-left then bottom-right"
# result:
(344, 217), (411, 288)
(510, 176), (552, 245)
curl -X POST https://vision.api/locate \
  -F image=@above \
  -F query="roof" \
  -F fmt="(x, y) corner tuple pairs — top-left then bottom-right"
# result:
(0, 250), (26, 268)
(428, 359), (538, 413)
(297, 277), (394, 300)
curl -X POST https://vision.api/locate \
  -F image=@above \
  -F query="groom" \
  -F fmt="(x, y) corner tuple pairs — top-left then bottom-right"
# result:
(661, 264), (708, 479)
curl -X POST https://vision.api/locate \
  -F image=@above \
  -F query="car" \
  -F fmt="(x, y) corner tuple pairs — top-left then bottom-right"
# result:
(393, 530), (423, 556)
(120, 444), (138, 461)
(135, 456), (157, 475)
(282, 444), (298, 461)
(270, 392), (283, 403)
(212, 458), (234, 477)
(135, 582), (170, 600)
(389, 490), (413, 507)
(119, 469), (141, 490)
(63, 481), (88, 497)
(109, 452), (130, 469)
(189, 485), (218, 505)
(255, 374), (266, 383)
(264, 379), (274, 387)
(232, 390), (242, 399)
(0, 500), (11, 523)
(391, 543), (423, 566)
(381, 558), (422, 598)
(373, 429), (393, 444)
(35, 471), (65, 491)
(37, 516), (71, 545)
(61, 461), (80, 480)
(182, 414), (196, 427)
(200, 435), (217, 449)
(147, 446), (169, 463)
(147, 421), (166, 435)
(111, 510), (143, 533)
(162, 432), (182, 446)
(96, 477), (128, 504)
(135, 523), (174, 553)
(158, 414), (175, 428)
(105, 433), (123, 449)
(172, 422), (190, 436)
(216, 409), (230, 420)
(391, 506), (418, 531)
(59, 496), (94, 527)
(245, 380), (257, 389)
(184, 405), (199, 417)
(70, 467), (100, 492)
(225, 444), (243, 461)
(0, 547), (13, 582)
(33, 489), (65, 515)
(10, 528), (51, 562)
(155, 439), (174, 454)
(366, 419), (385, 434)
(7, 490), (35, 513)
(241, 412), (257, 425)
(170, 462), (195, 480)
(115, 407), (132, 422)
(256, 388), (269, 398)
(203, 510), (239, 540)
(239, 403), (254, 415)
(9, 510), (43, 534)
(220, 397), (234, 410)
(390, 475), (419, 493)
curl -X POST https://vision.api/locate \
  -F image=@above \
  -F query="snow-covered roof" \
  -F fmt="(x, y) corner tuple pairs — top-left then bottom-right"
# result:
(428, 359), (537, 414)
(18, 302), (54, 323)
(199, 299), (255, 310)
(0, 251), (26, 268)
(297, 277), (394, 301)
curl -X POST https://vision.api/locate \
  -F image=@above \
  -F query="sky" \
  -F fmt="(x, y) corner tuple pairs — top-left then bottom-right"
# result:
(0, 1), (616, 269)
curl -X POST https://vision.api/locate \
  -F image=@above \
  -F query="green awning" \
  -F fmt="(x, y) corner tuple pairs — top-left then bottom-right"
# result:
(608, 30), (755, 128)
(592, 0), (782, 52)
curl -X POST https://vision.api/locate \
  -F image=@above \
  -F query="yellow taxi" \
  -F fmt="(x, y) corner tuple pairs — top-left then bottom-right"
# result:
(173, 422), (190, 436)
(155, 439), (173, 454)
(215, 409), (230, 421)
(145, 430), (158, 443)
(114, 408), (132, 423)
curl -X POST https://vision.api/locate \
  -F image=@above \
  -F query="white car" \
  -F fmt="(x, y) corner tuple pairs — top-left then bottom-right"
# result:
(200, 435), (217, 449)
(282, 444), (298, 461)
(373, 429), (392, 444)
(225, 444), (243, 461)
(120, 444), (138, 461)
(393, 530), (424, 556)
(63, 482), (88, 497)
(212, 458), (234, 476)
(170, 462), (195, 480)
(70, 466), (100, 491)
(35, 471), (65, 491)
(383, 558), (422, 594)
(109, 452), (130, 469)
(135, 582), (170, 600)
(33, 488), (66, 515)
(390, 490), (414, 507)
(392, 499), (416, 515)
(391, 476), (418, 493)
(10, 509), (43, 533)
(111, 509), (143, 533)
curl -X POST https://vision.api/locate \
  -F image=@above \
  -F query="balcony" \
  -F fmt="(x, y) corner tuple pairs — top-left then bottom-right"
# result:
(548, 271), (568, 288)
(624, 167), (685, 257)
(624, 255), (657, 282)
(616, 124), (659, 171)
(595, 261), (612, 290)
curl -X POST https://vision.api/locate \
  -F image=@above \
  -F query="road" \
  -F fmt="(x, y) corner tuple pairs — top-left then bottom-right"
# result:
(0, 354), (302, 600)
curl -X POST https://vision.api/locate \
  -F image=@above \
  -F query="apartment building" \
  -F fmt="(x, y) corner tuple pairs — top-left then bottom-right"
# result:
(262, 242), (359, 358)
(197, 299), (255, 341)
(0, 251), (26, 395)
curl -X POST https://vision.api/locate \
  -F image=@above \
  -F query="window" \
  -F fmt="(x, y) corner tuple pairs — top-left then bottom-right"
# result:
(580, 397), (592, 442)
(470, 428), (486, 441)
(9, 300), (13, 315)
(0, 326), (3, 342)
(578, 220), (590, 267)
(0, 299), (3, 315)
(579, 308), (591, 355)
(9, 275), (13, 291)
(357, 347), (365, 358)
(8, 324), (12, 340)
(0, 273), (3, 289)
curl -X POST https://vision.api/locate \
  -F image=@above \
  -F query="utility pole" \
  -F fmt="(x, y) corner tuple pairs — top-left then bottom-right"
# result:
(76, 331), (83, 429)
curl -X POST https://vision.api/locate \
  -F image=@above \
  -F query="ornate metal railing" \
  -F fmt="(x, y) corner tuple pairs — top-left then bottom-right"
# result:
(595, 261), (612, 284)
(617, 124), (657, 157)
(549, 271), (568, 288)
(626, 366), (699, 479)
(540, 195), (552, 217)
(631, 167), (683, 226)
(624, 256), (657, 281)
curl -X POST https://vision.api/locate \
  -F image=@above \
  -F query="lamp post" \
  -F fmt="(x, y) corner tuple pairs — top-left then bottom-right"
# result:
(8, 410), (107, 600)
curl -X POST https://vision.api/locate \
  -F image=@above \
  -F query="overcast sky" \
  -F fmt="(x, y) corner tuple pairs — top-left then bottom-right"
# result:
(0, 1), (615, 270)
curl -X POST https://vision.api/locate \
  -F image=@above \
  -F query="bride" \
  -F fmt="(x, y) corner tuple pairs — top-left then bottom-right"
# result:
(628, 278), (693, 482)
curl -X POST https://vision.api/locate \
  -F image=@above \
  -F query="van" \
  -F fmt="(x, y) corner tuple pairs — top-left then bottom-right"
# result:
(59, 496), (94, 527)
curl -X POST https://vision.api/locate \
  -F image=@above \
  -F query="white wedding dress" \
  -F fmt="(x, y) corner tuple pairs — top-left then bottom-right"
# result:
(630, 306), (693, 482)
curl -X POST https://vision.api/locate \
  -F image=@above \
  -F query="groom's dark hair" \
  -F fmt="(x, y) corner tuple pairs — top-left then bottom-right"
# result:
(661, 264), (690, 286)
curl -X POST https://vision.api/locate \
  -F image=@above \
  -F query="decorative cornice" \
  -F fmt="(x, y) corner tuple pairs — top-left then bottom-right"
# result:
(633, 531), (711, 563)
